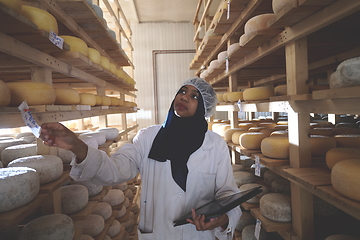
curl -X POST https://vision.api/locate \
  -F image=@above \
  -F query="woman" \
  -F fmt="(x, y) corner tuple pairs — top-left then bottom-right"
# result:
(40, 77), (241, 240)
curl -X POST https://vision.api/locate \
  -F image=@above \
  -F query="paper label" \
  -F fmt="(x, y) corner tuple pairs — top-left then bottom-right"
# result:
(227, 0), (230, 20)
(237, 99), (242, 112)
(225, 57), (229, 73)
(49, 30), (64, 49)
(18, 101), (41, 138)
(255, 219), (261, 239)
(255, 155), (261, 177)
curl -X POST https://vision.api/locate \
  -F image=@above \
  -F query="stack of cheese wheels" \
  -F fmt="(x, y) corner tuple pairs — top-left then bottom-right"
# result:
(216, 94), (224, 103)
(309, 128), (334, 136)
(274, 84), (287, 96)
(330, 57), (360, 89)
(72, 180), (103, 197)
(97, 127), (119, 140)
(218, 50), (228, 63)
(227, 43), (240, 57)
(60, 35), (88, 57)
(7, 82), (56, 106)
(240, 13), (276, 46)
(226, 91), (244, 102)
(18, 214), (74, 240)
(21, 6), (58, 34)
(54, 88), (80, 105)
(101, 96), (112, 106)
(79, 93), (96, 106)
(101, 56), (111, 70)
(16, 132), (36, 143)
(261, 136), (289, 159)
(8, 155), (63, 185)
(264, 170), (283, 186)
(242, 224), (270, 240)
(103, 189), (125, 207)
(332, 159), (360, 201)
(60, 185), (89, 214)
(0, 138), (27, 162)
(310, 135), (337, 157)
(79, 131), (106, 145)
(208, 60), (219, 73)
(88, 48), (101, 65)
(260, 193), (291, 222)
(92, 201), (113, 220)
(235, 211), (255, 232)
(107, 220), (121, 237)
(1, 143), (37, 167)
(0, 79), (10, 107)
(95, 95), (102, 106)
(0, 167), (39, 212)
(0, 0), (22, 12)
(75, 214), (105, 237)
(239, 183), (269, 204)
(271, 178), (291, 195)
(231, 129), (248, 145)
(239, 132), (266, 150)
(243, 86), (274, 101)
(224, 128), (244, 142)
(233, 171), (255, 187)
(333, 135), (360, 148)
(326, 148), (360, 169)
(325, 235), (360, 240)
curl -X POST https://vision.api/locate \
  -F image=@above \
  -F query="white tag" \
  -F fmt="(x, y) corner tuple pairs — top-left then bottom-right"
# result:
(225, 57), (229, 73)
(237, 99), (242, 112)
(255, 219), (261, 239)
(49, 30), (64, 49)
(255, 155), (261, 177)
(227, 0), (230, 20)
(18, 101), (41, 138)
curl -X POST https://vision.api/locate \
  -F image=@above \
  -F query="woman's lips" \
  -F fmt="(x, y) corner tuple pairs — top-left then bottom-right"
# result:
(176, 103), (187, 110)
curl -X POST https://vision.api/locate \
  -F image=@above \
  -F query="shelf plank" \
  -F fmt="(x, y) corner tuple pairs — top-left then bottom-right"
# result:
(72, 228), (83, 240)
(253, 153), (289, 167)
(282, 167), (332, 190)
(312, 86), (360, 100)
(89, 186), (111, 202)
(250, 208), (292, 232)
(69, 201), (98, 221)
(39, 170), (71, 194)
(240, 28), (283, 48)
(241, 202), (259, 211)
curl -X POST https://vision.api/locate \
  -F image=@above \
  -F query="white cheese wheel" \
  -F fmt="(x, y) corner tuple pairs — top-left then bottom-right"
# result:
(60, 35), (88, 57)
(0, 0), (22, 13)
(232, 164), (245, 172)
(332, 159), (360, 201)
(0, 139), (27, 162)
(116, 204), (127, 219)
(79, 131), (106, 145)
(97, 127), (119, 140)
(61, 185), (89, 214)
(240, 132), (267, 150)
(123, 197), (130, 208)
(55, 88), (80, 105)
(227, 92), (244, 102)
(264, 170), (283, 186)
(326, 147), (360, 169)
(16, 132), (36, 143)
(19, 214), (74, 240)
(58, 148), (74, 164)
(272, 0), (292, 15)
(313, 196), (339, 216)
(0, 167), (39, 212)
(199, 69), (209, 79)
(271, 178), (291, 195)
(88, 48), (101, 65)
(0, 79), (10, 107)
(235, 211), (255, 231)
(92, 202), (112, 220)
(208, 60), (220, 72)
(113, 181), (128, 191)
(124, 188), (134, 200)
(103, 189), (125, 206)
(75, 214), (104, 237)
(91, 4), (103, 18)
(239, 183), (270, 203)
(261, 136), (289, 159)
(79, 235), (94, 240)
(1, 143), (37, 167)
(310, 135), (337, 157)
(333, 135), (360, 148)
(21, 6), (58, 34)
(243, 86), (274, 101)
(260, 193), (291, 222)
(242, 224), (269, 240)
(79, 93), (96, 106)
(330, 57), (360, 89)
(325, 235), (360, 240)
(107, 219), (121, 237)
(227, 43), (240, 57)
(233, 171), (255, 187)
(217, 51), (228, 63)
(8, 155), (63, 185)
(274, 84), (287, 96)
(101, 56), (111, 70)
(71, 180), (103, 197)
(224, 128), (244, 141)
(7, 82), (56, 106)
(244, 14), (275, 35)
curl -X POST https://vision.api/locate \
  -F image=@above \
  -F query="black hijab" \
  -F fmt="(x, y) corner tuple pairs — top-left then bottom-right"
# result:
(148, 86), (208, 191)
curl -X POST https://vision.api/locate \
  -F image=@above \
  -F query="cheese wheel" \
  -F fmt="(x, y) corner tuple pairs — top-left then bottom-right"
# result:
(260, 128), (276, 137)
(0, 0), (22, 12)
(217, 124), (231, 137)
(233, 171), (255, 187)
(72, 180), (103, 197)
(208, 60), (219, 72)
(243, 86), (274, 101)
(239, 183), (270, 203)
(79, 131), (106, 145)
(0, 167), (39, 212)
(313, 196), (339, 216)
(272, 0), (292, 14)
(100, 56), (111, 70)
(1, 143), (37, 167)
(124, 188), (134, 200)
(331, 159), (360, 201)
(61, 185), (89, 214)
(91, 4), (103, 18)
(75, 214), (105, 237)
(60, 35), (88, 57)
(110, 63), (117, 75)
(264, 170), (283, 186)
(232, 164), (245, 172)
(309, 128), (334, 137)
(260, 193), (291, 222)
(97, 127), (119, 140)
(235, 211), (255, 232)
(242, 224), (269, 240)
(259, 122), (277, 129)
(244, 14), (275, 35)
(325, 235), (360, 240)
(79, 93), (96, 106)
(110, 97), (120, 106)
(231, 130), (248, 144)
(271, 178), (291, 195)
(332, 127), (360, 135)
(273, 125), (288, 131)
(123, 197), (130, 208)
(54, 88), (80, 105)
(333, 135), (360, 148)
(0, 79), (10, 107)
(217, 51), (228, 63)
(88, 48), (101, 64)
(310, 135), (337, 157)
(270, 130), (288, 137)
(113, 181), (128, 191)
(8, 155), (63, 185)
(16, 132), (36, 143)
(224, 128), (243, 141)
(79, 235), (94, 240)
(107, 220), (121, 237)
(92, 202), (112, 220)
(116, 204), (127, 219)
(212, 123), (227, 134)
(227, 43), (240, 57)
(94, 95), (102, 106)
(216, 94), (224, 102)
(199, 69), (209, 79)
(261, 136), (289, 159)
(103, 189), (125, 206)
(227, 92), (244, 102)
(7, 82), (55, 106)
(222, 92), (230, 102)
(274, 84), (287, 96)
(248, 127), (265, 132)
(21, 6), (58, 34)
(239, 132), (266, 150)
(101, 96), (111, 106)
(0, 139), (27, 162)
(326, 148), (360, 169)
(238, 122), (257, 130)
(19, 214), (74, 240)
(330, 57), (360, 89)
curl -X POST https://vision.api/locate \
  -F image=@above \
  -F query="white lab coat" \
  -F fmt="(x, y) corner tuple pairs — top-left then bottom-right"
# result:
(70, 125), (241, 240)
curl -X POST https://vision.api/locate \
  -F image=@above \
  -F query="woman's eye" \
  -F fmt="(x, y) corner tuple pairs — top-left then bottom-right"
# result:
(193, 95), (198, 99)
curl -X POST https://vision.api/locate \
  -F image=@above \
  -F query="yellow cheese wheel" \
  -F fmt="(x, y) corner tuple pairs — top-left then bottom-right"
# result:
(217, 124), (231, 137)
(274, 85), (287, 96)
(0, 80), (11, 107)
(101, 96), (111, 106)
(79, 93), (96, 106)
(222, 93), (230, 102)
(270, 130), (288, 137)
(259, 122), (277, 129)
(110, 97), (120, 106)
(239, 132), (267, 150)
(212, 123), (228, 134)
(60, 36), (88, 57)
(88, 48), (101, 65)
(7, 82), (55, 106)
(333, 135), (360, 148)
(110, 63), (117, 75)
(309, 128), (334, 137)
(277, 121), (288, 125)
(244, 14), (276, 35)
(274, 125), (288, 131)
(227, 92), (244, 102)
(95, 95), (102, 106)
(216, 94), (224, 102)
(261, 137), (289, 159)
(248, 127), (265, 132)
(238, 122), (257, 130)
(326, 148), (360, 169)
(224, 128), (245, 141)
(21, 6), (58, 34)
(260, 128), (275, 137)
(310, 135), (337, 157)
(54, 88), (80, 105)
(100, 56), (110, 70)
(243, 86), (274, 101)
(116, 68), (125, 79)
(231, 130), (248, 145)
(331, 159), (360, 201)
(0, 0), (22, 12)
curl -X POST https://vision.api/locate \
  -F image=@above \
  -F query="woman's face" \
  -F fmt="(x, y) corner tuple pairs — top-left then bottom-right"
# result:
(174, 85), (200, 117)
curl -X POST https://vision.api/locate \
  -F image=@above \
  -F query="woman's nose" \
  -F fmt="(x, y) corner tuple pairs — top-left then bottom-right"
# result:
(181, 94), (188, 102)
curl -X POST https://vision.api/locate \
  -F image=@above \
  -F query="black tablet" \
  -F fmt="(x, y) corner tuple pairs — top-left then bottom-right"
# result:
(173, 186), (262, 227)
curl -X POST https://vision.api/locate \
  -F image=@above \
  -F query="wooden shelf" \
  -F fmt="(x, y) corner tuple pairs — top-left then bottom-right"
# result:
(252, 153), (289, 167)
(89, 186), (112, 202)
(39, 170), (71, 194)
(250, 208), (292, 232)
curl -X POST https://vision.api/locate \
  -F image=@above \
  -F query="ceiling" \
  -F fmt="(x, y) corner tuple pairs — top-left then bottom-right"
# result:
(118, 0), (221, 23)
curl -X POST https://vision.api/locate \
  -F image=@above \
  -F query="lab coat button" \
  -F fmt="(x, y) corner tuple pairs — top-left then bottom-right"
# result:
(179, 193), (183, 197)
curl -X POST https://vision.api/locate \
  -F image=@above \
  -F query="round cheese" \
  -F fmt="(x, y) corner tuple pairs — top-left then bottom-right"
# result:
(60, 35), (88, 57)
(0, 0), (22, 12)
(326, 147), (360, 169)
(21, 6), (58, 34)
(309, 128), (334, 137)
(227, 92), (244, 102)
(79, 131), (106, 145)
(233, 171), (255, 187)
(259, 122), (277, 129)
(88, 48), (101, 64)
(199, 69), (209, 79)
(239, 183), (270, 204)
(329, 57), (360, 89)
(71, 180), (103, 197)
(271, 178), (291, 195)
(273, 125), (288, 131)
(325, 235), (360, 240)
(232, 164), (245, 172)
(7, 82), (56, 106)
(261, 136), (289, 159)
(58, 148), (74, 164)
(75, 214), (104, 237)
(270, 130), (288, 137)
(0, 167), (39, 212)
(242, 224), (269, 240)
(272, 0), (292, 14)
(16, 132), (36, 143)
(260, 193), (291, 222)
(0, 79), (10, 107)
(113, 181), (128, 191)
(333, 135), (360, 148)
(0, 139), (28, 163)
(107, 220), (121, 237)
(110, 63), (117, 75)
(92, 202), (112, 220)
(235, 211), (255, 232)
(218, 51), (228, 63)
(331, 159), (360, 201)
(1, 143), (37, 167)
(238, 122), (257, 130)
(101, 56), (111, 70)
(248, 127), (265, 132)
(216, 94), (224, 102)
(55, 88), (80, 105)
(116, 204), (127, 219)
(123, 197), (130, 208)
(332, 127), (360, 135)
(264, 170), (283, 186)
(260, 128), (276, 137)
(124, 188), (134, 201)
(243, 86), (274, 101)
(274, 84), (287, 96)
(239, 132), (266, 150)
(79, 93), (96, 106)
(8, 155), (63, 185)
(224, 128), (242, 141)
(227, 43), (240, 57)
(208, 60), (219, 72)
(244, 13), (275, 35)
(94, 95), (102, 106)
(91, 4), (103, 18)
(231, 130), (248, 145)
(18, 214), (74, 240)
(79, 235), (94, 240)
(60, 185), (89, 214)
(101, 96), (111, 106)
(310, 135), (337, 157)
(103, 189), (125, 206)
(217, 124), (231, 137)
(97, 127), (119, 140)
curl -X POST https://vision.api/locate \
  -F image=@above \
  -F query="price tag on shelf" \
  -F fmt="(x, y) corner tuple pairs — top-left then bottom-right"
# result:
(227, 0), (230, 20)
(254, 219), (261, 240)
(225, 57), (229, 73)
(254, 155), (261, 177)
(237, 99), (242, 112)
(49, 30), (64, 49)
(18, 101), (41, 138)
